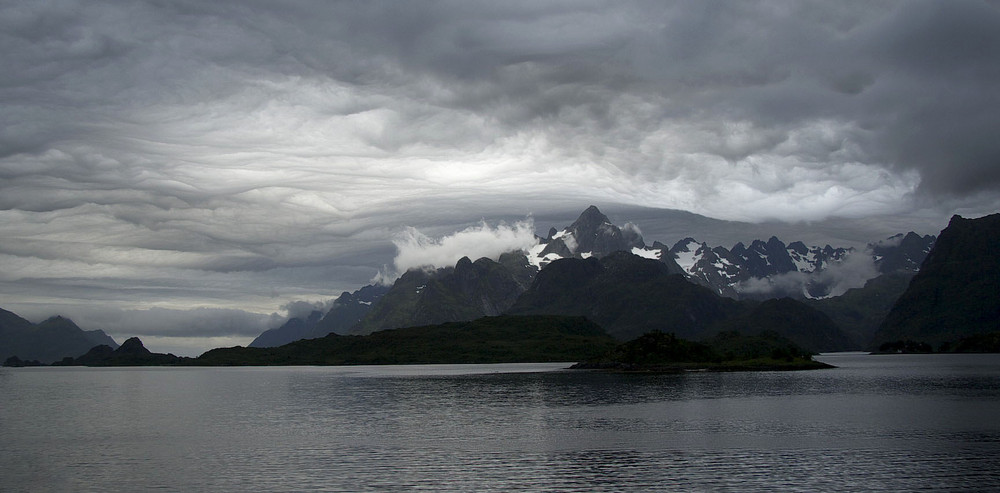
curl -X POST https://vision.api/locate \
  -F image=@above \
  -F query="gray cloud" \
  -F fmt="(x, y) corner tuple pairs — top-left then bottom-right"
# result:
(1, 0), (998, 354)
(736, 249), (879, 298)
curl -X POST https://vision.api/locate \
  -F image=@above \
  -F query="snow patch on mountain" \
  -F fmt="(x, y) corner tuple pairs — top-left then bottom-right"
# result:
(670, 238), (701, 272)
(631, 247), (661, 260)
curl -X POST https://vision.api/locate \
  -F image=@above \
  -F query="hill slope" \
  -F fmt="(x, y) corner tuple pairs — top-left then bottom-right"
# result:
(0, 309), (119, 364)
(508, 252), (744, 341)
(873, 213), (1000, 348)
(197, 315), (618, 365)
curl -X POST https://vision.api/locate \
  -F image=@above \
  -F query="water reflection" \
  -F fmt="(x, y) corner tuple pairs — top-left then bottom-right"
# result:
(2, 354), (1000, 491)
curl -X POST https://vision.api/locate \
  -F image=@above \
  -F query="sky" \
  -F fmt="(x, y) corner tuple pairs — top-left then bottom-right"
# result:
(2, 0), (999, 356)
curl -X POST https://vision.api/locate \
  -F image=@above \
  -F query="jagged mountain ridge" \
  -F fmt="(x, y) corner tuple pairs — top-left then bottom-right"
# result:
(52, 337), (185, 366)
(0, 309), (119, 364)
(526, 205), (686, 275)
(808, 272), (916, 349)
(508, 252), (743, 342)
(349, 206), (683, 338)
(508, 251), (855, 352)
(248, 205), (936, 350)
(870, 231), (937, 274)
(249, 284), (390, 348)
(666, 232), (934, 299)
(350, 252), (536, 335)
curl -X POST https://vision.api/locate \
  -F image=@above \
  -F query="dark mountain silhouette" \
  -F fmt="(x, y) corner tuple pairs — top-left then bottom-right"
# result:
(352, 252), (537, 334)
(250, 284), (391, 348)
(508, 251), (853, 352)
(712, 297), (855, 352)
(668, 232), (933, 300)
(197, 315), (617, 366)
(314, 284), (391, 335)
(0, 309), (118, 364)
(534, 205), (685, 274)
(509, 252), (743, 341)
(53, 337), (185, 366)
(249, 205), (923, 350)
(873, 213), (1000, 349)
(250, 310), (324, 348)
(871, 232), (936, 274)
(808, 271), (915, 348)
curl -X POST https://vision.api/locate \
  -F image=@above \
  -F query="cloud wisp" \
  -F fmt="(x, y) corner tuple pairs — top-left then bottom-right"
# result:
(737, 250), (880, 299)
(387, 219), (538, 279)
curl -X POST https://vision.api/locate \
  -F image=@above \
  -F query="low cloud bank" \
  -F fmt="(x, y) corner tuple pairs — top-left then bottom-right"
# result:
(66, 306), (274, 339)
(279, 299), (337, 320)
(383, 219), (538, 280)
(737, 250), (879, 299)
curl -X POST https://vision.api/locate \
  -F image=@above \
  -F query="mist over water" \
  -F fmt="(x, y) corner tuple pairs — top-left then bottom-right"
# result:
(2, 355), (999, 491)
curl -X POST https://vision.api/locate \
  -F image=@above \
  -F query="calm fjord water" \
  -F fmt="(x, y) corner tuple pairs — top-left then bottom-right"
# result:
(2, 353), (999, 491)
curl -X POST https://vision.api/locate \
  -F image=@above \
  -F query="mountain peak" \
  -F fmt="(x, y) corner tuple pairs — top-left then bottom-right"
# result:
(117, 337), (152, 356)
(570, 205), (611, 230)
(563, 205), (645, 256)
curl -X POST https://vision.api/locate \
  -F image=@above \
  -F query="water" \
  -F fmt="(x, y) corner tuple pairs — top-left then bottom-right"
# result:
(2, 354), (999, 491)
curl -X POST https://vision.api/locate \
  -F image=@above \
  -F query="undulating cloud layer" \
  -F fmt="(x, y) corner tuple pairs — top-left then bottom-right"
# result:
(2, 0), (999, 354)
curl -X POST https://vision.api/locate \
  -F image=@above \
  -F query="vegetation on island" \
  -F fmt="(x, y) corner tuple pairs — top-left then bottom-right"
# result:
(194, 315), (617, 366)
(873, 331), (1000, 354)
(572, 330), (833, 372)
(51, 337), (186, 366)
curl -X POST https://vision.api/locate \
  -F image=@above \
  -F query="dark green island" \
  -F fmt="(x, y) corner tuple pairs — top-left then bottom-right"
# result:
(571, 330), (833, 372)
(20, 314), (835, 372)
(195, 315), (618, 366)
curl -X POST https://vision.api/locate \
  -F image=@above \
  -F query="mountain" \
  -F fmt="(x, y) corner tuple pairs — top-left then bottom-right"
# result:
(712, 297), (856, 352)
(509, 251), (856, 352)
(352, 252), (537, 334)
(53, 337), (185, 366)
(527, 205), (685, 274)
(538, 205), (645, 257)
(249, 205), (684, 345)
(871, 232), (936, 274)
(244, 205), (932, 351)
(666, 232), (934, 300)
(508, 252), (744, 341)
(873, 213), (1000, 349)
(801, 233), (934, 348)
(249, 310), (324, 348)
(669, 236), (853, 298)
(250, 284), (390, 348)
(0, 309), (119, 364)
(808, 271), (915, 348)
(314, 284), (391, 335)
(196, 315), (618, 366)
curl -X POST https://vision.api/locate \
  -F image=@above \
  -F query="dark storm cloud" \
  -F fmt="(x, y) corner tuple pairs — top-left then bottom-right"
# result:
(2, 0), (999, 353)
